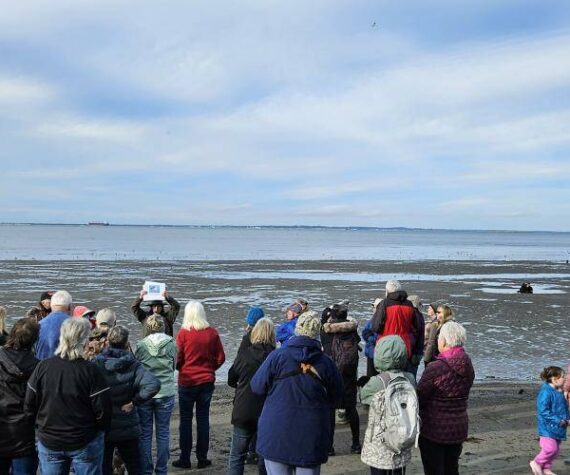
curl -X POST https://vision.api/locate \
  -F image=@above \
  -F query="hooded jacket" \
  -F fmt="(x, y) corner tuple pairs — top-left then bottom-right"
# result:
(250, 335), (343, 467)
(371, 291), (423, 361)
(135, 333), (176, 399)
(94, 347), (160, 442)
(323, 317), (360, 408)
(537, 382), (570, 440)
(0, 348), (39, 457)
(417, 346), (475, 444)
(360, 336), (415, 470)
(275, 317), (298, 346)
(228, 340), (274, 431)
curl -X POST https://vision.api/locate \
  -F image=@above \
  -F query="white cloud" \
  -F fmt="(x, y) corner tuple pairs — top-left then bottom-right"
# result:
(0, 75), (55, 105)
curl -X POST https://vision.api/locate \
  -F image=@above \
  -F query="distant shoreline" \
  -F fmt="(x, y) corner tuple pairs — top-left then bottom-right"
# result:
(1, 222), (569, 234)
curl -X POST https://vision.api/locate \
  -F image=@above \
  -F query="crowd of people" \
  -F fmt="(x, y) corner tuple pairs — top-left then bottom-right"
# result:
(0, 280), (478, 475)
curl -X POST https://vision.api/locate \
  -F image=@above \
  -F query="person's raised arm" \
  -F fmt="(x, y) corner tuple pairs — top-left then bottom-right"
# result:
(131, 289), (148, 323)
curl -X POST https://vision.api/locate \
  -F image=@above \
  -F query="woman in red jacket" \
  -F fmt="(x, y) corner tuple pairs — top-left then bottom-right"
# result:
(172, 301), (225, 470)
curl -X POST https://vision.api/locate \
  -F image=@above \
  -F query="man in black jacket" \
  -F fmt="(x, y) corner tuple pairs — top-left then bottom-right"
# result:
(25, 318), (112, 475)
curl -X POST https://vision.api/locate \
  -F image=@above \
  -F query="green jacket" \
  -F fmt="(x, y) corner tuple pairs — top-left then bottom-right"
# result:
(361, 335), (414, 404)
(135, 333), (176, 399)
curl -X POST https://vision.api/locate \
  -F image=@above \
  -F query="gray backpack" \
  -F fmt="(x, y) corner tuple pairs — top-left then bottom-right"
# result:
(374, 372), (420, 454)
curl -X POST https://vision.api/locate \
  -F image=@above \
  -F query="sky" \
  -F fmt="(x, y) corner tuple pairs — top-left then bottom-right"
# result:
(1, 0), (570, 230)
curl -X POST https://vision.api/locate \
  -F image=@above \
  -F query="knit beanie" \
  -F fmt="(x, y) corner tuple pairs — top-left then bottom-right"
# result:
(295, 310), (321, 339)
(246, 307), (265, 326)
(385, 280), (402, 295)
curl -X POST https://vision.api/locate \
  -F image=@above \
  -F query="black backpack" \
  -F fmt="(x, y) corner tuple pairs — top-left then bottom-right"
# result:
(330, 332), (359, 368)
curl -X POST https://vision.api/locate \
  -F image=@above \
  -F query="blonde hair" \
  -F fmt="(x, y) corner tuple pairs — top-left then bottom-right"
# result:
(146, 314), (165, 334)
(182, 301), (210, 331)
(250, 318), (275, 346)
(437, 305), (454, 328)
(0, 306), (6, 334)
(55, 318), (90, 360)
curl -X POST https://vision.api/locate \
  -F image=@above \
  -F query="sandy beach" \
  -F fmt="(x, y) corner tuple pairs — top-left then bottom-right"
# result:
(165, 382), (558, 475)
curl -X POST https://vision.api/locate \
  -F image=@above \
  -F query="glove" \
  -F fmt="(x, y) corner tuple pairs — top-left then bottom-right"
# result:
(357, 376), (370, 388)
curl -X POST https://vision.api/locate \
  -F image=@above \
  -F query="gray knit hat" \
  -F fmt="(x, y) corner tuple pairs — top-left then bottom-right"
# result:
(294, 310), (321, 339)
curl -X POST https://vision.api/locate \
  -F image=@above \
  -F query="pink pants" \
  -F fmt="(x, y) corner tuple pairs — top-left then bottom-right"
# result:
(534, 436), (561, 469)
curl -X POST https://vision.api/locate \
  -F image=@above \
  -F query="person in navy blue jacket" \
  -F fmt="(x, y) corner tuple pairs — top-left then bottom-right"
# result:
(530, 366), (570, 475)
(251, 311), (343, 474)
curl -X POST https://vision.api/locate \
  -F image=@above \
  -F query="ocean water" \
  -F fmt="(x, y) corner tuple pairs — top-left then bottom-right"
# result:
(1, 224), (569, 261)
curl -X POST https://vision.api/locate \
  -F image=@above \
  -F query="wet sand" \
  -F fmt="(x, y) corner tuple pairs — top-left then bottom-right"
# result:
(1, 259), (569, 380)
(170, 382), (560, 475)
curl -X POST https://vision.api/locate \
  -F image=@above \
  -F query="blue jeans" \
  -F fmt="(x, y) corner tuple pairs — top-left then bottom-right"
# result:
(38, 431), (104, 475)
(12, 455), (38, 475)
(0, 454), (38, 475)
(227, 426), (266, 475)
(139, 396), (175, 475)
(178, 383), (214, 463)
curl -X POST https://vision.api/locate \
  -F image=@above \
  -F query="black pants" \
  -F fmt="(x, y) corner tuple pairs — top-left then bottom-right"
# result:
(330, 406), (360, 448)
(0, 458), (10, 475)
(367, 358), (378, 377)
(419, 435), (462, 475)
(370, 467), (406, 475)
(103, 438), (141, 475)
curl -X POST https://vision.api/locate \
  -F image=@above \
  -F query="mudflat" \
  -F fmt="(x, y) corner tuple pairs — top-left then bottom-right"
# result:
(169, 382), (552, 475)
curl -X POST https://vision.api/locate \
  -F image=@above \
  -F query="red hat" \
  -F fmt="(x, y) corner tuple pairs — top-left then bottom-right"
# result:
(73, 305), (96, 319)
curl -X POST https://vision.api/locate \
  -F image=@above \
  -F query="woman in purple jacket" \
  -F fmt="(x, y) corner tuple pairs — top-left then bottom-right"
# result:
(417, 321), (475, 475)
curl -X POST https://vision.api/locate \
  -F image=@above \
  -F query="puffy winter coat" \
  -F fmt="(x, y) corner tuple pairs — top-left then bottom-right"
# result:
(94, 347), (160, 442)
(0, 348), (39, 457)
(361, 336), (415, 470)
(371, 291), (416, 358)
(417, 346), (475, 444)
(251, 336), (343, 467)
(362, 319), (378, 360)
(537, 383), (570, 440)
(228, 340), (275, 431)
(323, 317), (360, 408)
(275, 317), (298, 346)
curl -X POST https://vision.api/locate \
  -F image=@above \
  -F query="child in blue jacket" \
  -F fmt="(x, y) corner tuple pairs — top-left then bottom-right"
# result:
(530, 366), (570, 475)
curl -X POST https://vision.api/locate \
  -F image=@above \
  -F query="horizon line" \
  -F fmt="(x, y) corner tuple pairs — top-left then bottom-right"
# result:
(0, 222), (569, 234)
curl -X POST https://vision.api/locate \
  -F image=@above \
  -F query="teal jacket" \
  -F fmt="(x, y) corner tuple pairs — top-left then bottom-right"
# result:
(135, 333), (176, 399)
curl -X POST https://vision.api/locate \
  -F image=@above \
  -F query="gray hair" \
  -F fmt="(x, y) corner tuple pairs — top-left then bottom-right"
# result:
(108, 325), (130, 348)
(51, 290), (73, 310)
(385, 280), (402, 296)
(438, 321), (467, 348)
(55, 317), (90, 360)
